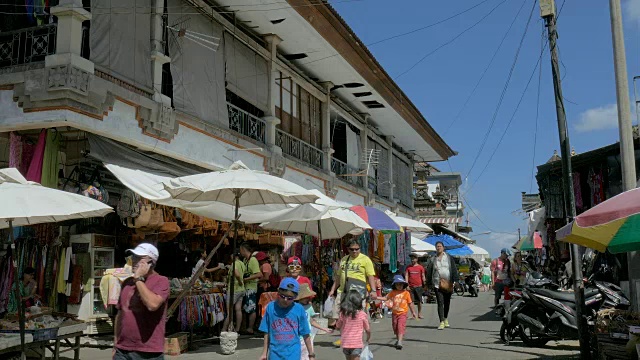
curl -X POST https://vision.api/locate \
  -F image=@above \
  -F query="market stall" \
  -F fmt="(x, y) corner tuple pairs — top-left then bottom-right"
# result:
(0, 168), (111, 359)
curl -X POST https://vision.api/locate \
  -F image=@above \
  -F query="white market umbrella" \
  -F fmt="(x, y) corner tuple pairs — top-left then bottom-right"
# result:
(260, 204), (371, 239)
(162, 167), (319, 332)
(467, 244), (490, 261)
(105, 163), (302, 223)
(163, 168), (319, 207)
(411, 235), (436, 253)
(0, 168), (112, 359)
(385, 210), (433, 232)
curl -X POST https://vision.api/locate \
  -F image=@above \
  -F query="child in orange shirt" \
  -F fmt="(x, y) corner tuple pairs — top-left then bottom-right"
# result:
(376, 275), (417, 350)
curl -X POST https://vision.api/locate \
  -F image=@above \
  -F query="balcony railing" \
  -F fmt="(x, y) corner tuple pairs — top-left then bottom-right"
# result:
(331, 158), (364, 188)
(276, 129), (323, 170)
(228, 103), (266, 144)
(0, 24), (57, 69)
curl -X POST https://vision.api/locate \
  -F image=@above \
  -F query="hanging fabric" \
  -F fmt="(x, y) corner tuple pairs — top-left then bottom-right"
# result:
(389, 233), (397, 273)
(396, 231), (405, 266)
(377, 231), (384, 261)
(26, 129), (46, 182)
(9, 132), (23, 169)
(41, 129), (60, 188)
(383, 233), (391, 264)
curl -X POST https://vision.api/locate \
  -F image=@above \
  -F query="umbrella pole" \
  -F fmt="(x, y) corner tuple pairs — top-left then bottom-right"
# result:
(227, 192), (240, 332)
(8, 220), (26, 360)
(317, 220), (323, 301)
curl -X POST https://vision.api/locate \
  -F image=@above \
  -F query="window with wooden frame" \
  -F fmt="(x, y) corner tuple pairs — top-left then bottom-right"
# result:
(275, 71), (322, 148)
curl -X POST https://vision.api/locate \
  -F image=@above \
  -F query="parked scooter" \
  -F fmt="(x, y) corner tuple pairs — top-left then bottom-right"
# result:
(501, 272), (630, 349)
(464, 272), (479, 297)
(495, 270), (556, 318)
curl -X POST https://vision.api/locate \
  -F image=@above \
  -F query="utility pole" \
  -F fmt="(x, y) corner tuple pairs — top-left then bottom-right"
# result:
(609, 0), (639, 312)
(539, 1), (589, 358)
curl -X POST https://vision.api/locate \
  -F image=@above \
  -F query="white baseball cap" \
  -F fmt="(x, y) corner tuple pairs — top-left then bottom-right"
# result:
(126, 243), (159, 263)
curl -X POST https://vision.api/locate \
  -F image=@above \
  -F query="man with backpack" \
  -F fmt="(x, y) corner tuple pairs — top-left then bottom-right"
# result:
(239, 242), (262, 335)
(327, 239), (377, 342)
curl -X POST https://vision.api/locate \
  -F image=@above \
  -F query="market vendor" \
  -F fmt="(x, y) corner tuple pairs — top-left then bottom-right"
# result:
(327, 239), (377, 314)
(287, 256), (312, 289)
(192, 249), (224, 280)
(7, 267), (38, 313)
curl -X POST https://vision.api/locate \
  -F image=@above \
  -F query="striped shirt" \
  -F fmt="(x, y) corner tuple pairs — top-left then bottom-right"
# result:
(336, 311), (370, 349)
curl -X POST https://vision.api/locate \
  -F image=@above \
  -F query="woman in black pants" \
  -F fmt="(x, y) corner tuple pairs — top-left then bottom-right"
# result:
(426, 241), (459, 330)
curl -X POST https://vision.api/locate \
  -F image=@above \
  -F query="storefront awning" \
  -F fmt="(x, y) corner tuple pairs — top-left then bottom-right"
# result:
(419, 217), (461, 225)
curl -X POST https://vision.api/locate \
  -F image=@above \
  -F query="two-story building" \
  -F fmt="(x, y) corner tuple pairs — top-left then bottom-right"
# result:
(0, 0), (454, 216)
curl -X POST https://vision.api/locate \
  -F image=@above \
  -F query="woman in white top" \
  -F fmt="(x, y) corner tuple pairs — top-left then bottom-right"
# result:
(426, 241), (460, 330)
(192, 249), (224, 280)
(481, 263), (492, 292)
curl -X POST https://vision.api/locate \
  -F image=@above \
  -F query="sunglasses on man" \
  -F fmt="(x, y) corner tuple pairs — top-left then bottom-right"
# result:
(349, 247), (360, 252)
(278, 292), (296, 301)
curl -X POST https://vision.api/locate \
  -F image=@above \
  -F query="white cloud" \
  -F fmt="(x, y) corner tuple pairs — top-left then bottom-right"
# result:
(625, 0), (640, 23)
(475, 232), (518, 259)
(574, 104), (619, 132)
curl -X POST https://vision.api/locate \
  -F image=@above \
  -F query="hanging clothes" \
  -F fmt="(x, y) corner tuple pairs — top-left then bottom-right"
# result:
(383, 233), (391, 264)
(26, 129), (46, 183)
(377, 231), (384, 261)
(588, 168), (605, 206)
(41, 129), (60, 188)
(389, 233), (398, 273)
(56, 250), (66, 294)
(20, 139), (36, 176)
(9, 132), (23, 169)
(572, 172), (583, 210)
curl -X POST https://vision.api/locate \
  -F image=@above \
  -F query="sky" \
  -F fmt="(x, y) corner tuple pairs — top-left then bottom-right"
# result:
(332, 0), (640, 258)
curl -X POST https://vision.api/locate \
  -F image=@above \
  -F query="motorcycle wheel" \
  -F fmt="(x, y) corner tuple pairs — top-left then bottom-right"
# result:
(455, 284), (465, 296)
(519, 325), (549, 347)
(500, 322), (519, 345)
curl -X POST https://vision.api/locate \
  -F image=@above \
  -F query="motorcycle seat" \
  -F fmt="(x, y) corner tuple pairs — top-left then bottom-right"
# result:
(530, 288), (599, 303)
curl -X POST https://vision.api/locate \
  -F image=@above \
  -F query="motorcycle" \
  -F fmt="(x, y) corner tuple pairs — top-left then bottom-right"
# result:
(495, 270), (557, 318)
(501, 273), (630, 348)
(454, 273), (465, 296)
(464, 272), (479, 297)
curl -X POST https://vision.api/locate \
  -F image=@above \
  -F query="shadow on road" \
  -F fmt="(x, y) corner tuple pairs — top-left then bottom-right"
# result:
(402, 337), (579, 358)
(471, 309), (502, 322)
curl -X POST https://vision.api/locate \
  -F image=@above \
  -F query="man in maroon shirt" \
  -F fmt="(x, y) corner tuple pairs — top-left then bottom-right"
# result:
(405, 253), (427, 319)
(114, 243), (170, 360)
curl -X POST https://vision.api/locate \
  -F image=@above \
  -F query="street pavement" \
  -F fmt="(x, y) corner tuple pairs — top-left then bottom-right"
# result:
(54, 291), (581, 359)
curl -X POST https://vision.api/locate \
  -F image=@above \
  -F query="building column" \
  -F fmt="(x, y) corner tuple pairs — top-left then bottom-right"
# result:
(46, 0), (93, 94)
(360, 114), (370, 190)
(151, 0), (171, 105)
(385, 135), (395, 203)
(263, 34), (283, 155)
(408, 152), (416, 211)
(321, 82), (334, 173)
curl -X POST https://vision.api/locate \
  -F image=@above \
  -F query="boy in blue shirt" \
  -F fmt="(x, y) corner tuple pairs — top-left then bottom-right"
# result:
(259, 278), (315, 360)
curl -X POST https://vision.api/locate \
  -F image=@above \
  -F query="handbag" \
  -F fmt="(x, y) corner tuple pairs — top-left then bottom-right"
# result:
(129, 204), (152, 228)
(158, 206), (180, 242)
(439, 278), (453, 293)
(147, 206), (164, 230)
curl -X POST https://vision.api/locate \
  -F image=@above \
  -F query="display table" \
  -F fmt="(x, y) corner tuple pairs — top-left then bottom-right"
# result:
(0, 323), (87, 360)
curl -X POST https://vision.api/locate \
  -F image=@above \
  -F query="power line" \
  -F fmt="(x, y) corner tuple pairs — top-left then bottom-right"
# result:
(395, 0), (507, 80)
(300, 0), (495, 67)
(443, 0), (528, 136)
(467, 33), (549, 193)
(464, 0), (538, 179)
(530, 25), (544, 193)
(466, 0), (569, 193)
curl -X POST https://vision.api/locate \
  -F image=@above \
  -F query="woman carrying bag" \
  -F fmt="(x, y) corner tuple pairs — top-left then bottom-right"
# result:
(426, 241), (459, 330)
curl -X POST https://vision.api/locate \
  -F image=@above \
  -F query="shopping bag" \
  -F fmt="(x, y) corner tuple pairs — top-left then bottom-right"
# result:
(361, 344), (373, 360)
(323, 296), (335, 318)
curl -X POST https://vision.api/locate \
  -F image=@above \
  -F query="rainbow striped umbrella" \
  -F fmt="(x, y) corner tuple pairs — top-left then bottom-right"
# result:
(350, 206), (401, 231)
(556, 187), (640, 254)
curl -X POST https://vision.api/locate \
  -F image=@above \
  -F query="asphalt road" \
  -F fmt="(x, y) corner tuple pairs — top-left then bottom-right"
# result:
(50, 291), (581, 359)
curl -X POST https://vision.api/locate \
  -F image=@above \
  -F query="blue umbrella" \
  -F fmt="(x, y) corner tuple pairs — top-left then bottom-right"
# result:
(446, 245), (474, 256)
(425, 234), (466, 250)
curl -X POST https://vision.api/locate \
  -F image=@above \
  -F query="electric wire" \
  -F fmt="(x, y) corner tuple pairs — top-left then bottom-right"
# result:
(529, 25), (544, 193)
(395, 0), (507, 80)
(464, 0), (538, 179)
(443, 0), (528, 136)
(300, 0), (495, 67)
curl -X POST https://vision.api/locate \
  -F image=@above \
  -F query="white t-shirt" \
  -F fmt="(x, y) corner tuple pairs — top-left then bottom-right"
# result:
(192, 259), (205, 277)
(482, 266), (491, 277)
(434, 253), (451, 288)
